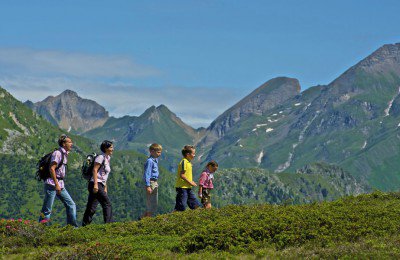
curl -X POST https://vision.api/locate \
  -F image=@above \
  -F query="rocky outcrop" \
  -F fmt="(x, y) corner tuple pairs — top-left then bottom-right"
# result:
(198, 77), (301, 147)
(26, 89), (109, 133)
(329, 43), (400, 91)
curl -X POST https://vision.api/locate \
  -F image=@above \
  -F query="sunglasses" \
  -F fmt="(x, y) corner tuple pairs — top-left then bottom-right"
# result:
(60, 134), (69, 141)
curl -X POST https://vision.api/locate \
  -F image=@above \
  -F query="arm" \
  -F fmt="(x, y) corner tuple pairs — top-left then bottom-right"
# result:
(144, 160), (153, 194)
(49, 162), (61, 195)
(198, 172), (206, 197)
(180, 171), (197, 187)
(92, 163), (100, 193)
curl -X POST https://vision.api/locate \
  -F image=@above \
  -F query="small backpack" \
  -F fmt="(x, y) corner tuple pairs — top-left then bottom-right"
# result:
(81, 153), (105, 181)
(36, 148), (65, 181)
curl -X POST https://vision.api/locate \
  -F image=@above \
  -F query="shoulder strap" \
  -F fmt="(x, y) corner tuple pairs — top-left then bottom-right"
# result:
(55, 148), (65, 170)
(101, 155), (106, 168)
(96, 154), (106, 172)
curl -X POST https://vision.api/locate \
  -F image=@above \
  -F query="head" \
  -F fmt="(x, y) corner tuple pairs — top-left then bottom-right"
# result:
(182, 145), (196, 161)
(100, 140), (114, 155)
(58, 134), (73, 152)
(149, 143), (162, 158)
(206, 160), (219, 173)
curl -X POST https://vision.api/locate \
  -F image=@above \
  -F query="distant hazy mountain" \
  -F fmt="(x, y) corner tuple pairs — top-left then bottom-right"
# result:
(25, 89), (109, 133)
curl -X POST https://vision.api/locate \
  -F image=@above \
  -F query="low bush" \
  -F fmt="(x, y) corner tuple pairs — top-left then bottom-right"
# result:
(1, 191), (400, 258)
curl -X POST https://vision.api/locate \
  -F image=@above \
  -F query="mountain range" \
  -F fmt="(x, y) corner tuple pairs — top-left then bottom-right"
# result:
(197, 42), (400, 190)
(21, 42), (400, 191)
(0, 85), (364, 224)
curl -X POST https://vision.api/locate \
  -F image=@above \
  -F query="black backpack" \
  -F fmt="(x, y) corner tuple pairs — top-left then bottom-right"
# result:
(81, 153), (105, 181)
(36, 148), (65, 181)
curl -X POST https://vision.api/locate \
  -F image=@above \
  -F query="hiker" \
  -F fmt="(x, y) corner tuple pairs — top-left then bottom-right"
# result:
(82, 140), (114, 226)
(198, 160), (218, 209)
(141, 143), (163, 218)
(39, 134), (78, 227)
(174, 145), (201, 211)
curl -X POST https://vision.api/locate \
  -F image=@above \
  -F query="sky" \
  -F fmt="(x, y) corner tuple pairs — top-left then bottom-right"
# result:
(0, 1), (399, 128)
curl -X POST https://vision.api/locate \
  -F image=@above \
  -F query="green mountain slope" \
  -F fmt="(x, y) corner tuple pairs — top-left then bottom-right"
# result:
(196, 43), (400, 191)
(0, 87), (176, 223)
(212, 162), (368, 207)
(84, 105), (204, 171)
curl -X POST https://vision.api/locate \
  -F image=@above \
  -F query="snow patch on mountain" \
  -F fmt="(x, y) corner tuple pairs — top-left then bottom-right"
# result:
(384, 86), (400, 117)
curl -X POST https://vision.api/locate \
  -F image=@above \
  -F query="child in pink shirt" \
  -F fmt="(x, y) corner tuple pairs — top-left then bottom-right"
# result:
(198, 160), (218, 209)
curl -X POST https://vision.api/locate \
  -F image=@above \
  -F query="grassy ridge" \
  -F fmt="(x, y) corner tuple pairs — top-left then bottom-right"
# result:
(1, 191), (400, 258)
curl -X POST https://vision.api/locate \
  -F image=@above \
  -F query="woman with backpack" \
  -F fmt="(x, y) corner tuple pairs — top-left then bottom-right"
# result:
(82, 140), (114, 226)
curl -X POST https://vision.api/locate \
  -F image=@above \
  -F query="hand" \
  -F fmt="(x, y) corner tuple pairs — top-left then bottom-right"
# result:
(190, 181), (197, 187)
(55, 184), (61, 195)
(104, 185), (108, 193)
(146, 186), (152, 195)
(198, 193), (202, 198)
(93, 184), (99, 194)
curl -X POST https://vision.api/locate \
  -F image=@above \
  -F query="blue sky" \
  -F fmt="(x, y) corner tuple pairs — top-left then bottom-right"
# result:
(0, 1), (399, 127)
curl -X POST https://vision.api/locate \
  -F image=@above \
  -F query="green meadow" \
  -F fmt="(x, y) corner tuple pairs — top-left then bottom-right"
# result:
(2, 191), (400, 259)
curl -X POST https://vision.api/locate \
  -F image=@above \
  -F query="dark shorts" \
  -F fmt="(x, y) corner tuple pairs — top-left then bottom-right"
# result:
(174, 188), (201, 211)
(201, 188), (212, 205)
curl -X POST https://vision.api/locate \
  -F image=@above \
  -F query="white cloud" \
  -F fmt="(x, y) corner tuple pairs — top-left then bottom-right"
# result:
(0, 48), (244, 128)
(0, 76), (242, 128)
(0, 48), (160, 78)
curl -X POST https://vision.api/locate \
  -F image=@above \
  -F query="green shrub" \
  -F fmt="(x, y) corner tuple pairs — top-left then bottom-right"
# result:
(2, 192), (400, 258)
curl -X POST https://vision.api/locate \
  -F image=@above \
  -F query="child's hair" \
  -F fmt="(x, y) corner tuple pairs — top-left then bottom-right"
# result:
(182, 145), (195, 157)
(206, 160), (219, 168)
(149, 143), (163, 152)
(100, 140), (113, 153)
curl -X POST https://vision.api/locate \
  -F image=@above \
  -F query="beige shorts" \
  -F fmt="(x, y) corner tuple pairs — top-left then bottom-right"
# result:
(145, 181), (158, 213)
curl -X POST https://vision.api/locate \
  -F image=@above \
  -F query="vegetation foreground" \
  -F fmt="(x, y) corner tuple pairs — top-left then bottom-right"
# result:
(1, 191), (400, 259)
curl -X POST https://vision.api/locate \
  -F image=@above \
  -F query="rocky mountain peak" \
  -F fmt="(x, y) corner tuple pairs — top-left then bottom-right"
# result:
(356, 43), (400, 73)
(60, 89), (79, 98)
(220, 76), (300, 118)
(27, 90), (109, 133)
(141, 105), (161, 122)
(330, 43), (400, 89)
(256, 76), (301, 94)
(141, 104), (179, 119)
(156, 104), (170, 112)
(199, 77), (301, 147)
(360, 43), (400, 64)
(139, 104), (194, 131)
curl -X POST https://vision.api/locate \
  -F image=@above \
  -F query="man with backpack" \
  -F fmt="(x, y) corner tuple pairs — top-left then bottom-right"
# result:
(38, 134), (78, 227)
